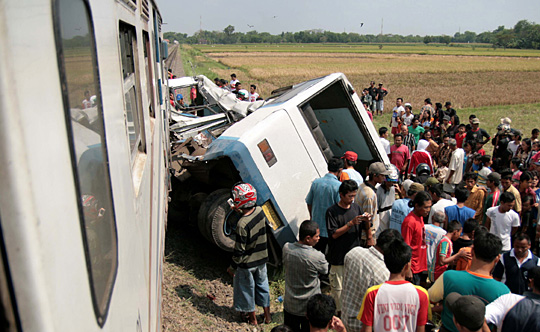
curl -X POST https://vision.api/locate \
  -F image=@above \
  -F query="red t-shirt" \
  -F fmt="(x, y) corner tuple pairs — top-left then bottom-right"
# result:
(401, 212), (427, 274)
(359, 280), (429, 331)
(455, 133), (466, 148)
(407, 151), (433, 176)
(391, 144), (411, 173)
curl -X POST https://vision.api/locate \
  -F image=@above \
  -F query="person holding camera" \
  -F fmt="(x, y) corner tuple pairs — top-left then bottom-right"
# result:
(326, 180), (373, 316)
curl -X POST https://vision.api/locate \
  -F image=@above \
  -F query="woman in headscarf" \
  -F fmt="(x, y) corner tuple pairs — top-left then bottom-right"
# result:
(407, 139), (434, 178)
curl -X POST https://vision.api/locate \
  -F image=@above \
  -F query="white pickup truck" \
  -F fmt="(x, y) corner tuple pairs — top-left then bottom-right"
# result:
(168, 73), (390, 263)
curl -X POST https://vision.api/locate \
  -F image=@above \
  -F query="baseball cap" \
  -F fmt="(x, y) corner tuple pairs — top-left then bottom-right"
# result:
(443, 115), (451, 121)
(445, 292), (485, 331)
(378, 83), (383, 86)
(343, 151), (358, 162)
(425, 177), (440, 187)
(409, 182), (425, 193)
(402, 179), (413, 193)
(404, 102), (412, 107)
(176, 94), (183, 100)
(369, 162), (391, 175)
(488, 172), (501, 181)
(471, 118), (480, 124)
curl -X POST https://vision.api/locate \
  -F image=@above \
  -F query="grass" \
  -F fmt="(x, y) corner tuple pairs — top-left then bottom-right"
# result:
(182, 44), (540, 112)
(195, 43), (540, 57)
(179, 44), (229, 79)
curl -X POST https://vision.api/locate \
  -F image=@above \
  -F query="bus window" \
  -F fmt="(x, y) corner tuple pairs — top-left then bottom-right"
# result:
(54, 0), (118, 326)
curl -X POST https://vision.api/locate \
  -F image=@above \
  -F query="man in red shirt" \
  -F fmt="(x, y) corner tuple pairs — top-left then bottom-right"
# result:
(358, 239), (430, 332)
(402, 191), (432, 285)
(390, 133), (410, 180)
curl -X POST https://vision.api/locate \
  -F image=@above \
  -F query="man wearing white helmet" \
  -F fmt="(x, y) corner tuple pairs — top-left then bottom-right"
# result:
(227, 183), (272, 325)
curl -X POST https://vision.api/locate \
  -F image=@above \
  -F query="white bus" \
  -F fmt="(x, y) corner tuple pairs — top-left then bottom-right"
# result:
(0, 0), (170, 330)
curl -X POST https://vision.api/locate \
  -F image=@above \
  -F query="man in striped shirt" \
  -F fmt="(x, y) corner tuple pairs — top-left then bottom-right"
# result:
(227, 183), (271, 325)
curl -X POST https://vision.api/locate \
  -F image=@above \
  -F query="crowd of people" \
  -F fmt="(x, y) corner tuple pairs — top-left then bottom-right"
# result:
(223, 83), (540, 331)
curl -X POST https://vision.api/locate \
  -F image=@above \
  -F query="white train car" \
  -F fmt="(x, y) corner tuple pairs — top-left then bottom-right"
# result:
(0, 0), (170, 330)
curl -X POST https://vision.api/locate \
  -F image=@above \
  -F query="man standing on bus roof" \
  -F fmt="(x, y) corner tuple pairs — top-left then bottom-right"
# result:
(306, 158), (343, 254)
(227, 183), (272, 325)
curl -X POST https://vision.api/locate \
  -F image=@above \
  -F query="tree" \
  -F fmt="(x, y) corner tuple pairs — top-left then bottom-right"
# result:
(423, 35), (432, 44)
(440, 35), (451, 45)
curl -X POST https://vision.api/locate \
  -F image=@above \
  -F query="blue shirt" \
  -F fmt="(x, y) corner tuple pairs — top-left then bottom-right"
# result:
(305, 173), (341, 238)
(444, 205), (475, 227)
(389, 198), (413, 232)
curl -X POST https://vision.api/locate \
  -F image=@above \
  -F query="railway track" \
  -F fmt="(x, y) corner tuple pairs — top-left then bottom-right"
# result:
(165, 44), (185, 77)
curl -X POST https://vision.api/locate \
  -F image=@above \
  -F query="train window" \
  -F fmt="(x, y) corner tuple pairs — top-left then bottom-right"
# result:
(54, 0), (118, 326)
(119, 22), (146, 162)
(143, 31), (155, 118)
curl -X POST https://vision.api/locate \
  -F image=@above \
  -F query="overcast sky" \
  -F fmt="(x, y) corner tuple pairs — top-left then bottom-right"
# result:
(159, 0), (540, 37)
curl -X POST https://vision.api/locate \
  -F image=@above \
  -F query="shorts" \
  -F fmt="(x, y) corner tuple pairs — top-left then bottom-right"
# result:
(391, 126), (400, 135)
(377, 100), (384, 111)
(233, 264), (270, 312)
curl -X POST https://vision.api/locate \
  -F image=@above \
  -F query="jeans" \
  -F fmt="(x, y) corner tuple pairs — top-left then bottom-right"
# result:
(233, 264), (270, 312)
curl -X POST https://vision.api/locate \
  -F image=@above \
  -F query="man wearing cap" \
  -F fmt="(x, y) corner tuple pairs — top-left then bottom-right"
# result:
(356, 162), (391, 246)
(485, 266), (540, 331)
(428, 232), (510, 332)
(306, 158), (344, 253)
(445, 292), (486, 332)
(326, 180), (372, 315)
(465, 118), (491, 146)
(227, 183), (272, 325)
(175, 93), (187, 110)
(389, 182), (423, 232)
(390, 98), (405, 135)
(339, 151), (364, 185)
(376, 167), (400, 235)
(375, 83), (388, 116)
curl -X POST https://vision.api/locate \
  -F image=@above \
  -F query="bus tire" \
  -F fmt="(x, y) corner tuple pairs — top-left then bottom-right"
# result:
(197, 189), (229, 242)
(207, 191), (241, 252)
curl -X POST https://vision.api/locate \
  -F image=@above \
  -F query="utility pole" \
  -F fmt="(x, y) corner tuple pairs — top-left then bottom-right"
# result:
(380, 18), (383, 35)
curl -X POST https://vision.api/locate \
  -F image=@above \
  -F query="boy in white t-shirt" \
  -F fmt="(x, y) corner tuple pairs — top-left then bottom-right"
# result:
(485, 191), (521, 252)
(359, 239), (430, 332)
(248, 84), (259, 102)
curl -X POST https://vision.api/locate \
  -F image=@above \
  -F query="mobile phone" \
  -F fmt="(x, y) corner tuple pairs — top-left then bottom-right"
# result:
(227, 198), (235, 208)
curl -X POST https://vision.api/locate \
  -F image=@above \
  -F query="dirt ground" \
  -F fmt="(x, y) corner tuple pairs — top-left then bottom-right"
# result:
(161, 222), (285, 332)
